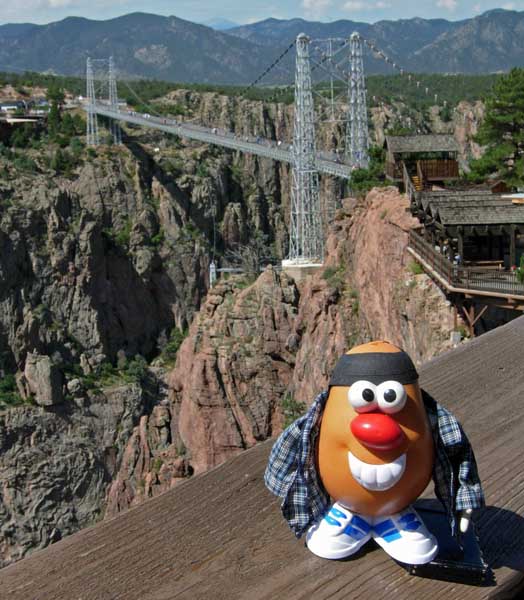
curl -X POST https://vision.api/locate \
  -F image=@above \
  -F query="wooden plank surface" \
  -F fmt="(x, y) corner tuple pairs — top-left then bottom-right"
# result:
(1, 318), (524, 599)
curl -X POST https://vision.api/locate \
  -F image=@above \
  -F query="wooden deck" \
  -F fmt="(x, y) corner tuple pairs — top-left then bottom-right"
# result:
(0, 318), (524, 599)
(408, 229), (524, 306)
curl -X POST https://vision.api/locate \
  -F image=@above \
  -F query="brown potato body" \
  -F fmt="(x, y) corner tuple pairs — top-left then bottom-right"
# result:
(317, 343), (435, 516)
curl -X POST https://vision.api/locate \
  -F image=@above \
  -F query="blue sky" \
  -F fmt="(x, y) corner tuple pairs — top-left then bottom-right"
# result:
(0, 1), (522, 26)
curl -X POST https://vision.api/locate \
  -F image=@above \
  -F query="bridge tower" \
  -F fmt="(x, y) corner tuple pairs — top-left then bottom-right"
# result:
(346, 32), (369, 169)
(108, 56), (121, 145)
(86, 57), (99, 146)
(284, 33), (324, 267)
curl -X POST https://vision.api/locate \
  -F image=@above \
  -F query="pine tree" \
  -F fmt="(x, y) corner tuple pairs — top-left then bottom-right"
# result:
(469, 68), (524, 186)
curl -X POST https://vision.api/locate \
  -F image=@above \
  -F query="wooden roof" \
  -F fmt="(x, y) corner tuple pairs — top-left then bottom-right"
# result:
(1, 318), (524, 599)
(386, 134), (459, 154)
(418, 191), (497, 212)
(419, 193), (524, 226)
(437, 204), (524, 226)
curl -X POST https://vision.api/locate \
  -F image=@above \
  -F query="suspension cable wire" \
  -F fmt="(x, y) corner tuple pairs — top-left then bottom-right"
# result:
(119, 79), (165, 118)
(238, 40), (296, 98)
(361, 36), (445, 108)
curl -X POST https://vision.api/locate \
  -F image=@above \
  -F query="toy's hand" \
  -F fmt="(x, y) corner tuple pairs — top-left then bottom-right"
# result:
(459, 508), (473, 534)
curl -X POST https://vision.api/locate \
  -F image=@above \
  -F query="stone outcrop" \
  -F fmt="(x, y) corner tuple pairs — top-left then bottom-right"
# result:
(292, 187), (457, 400)
(21, 353), (63, 406)
(105, 269), (298, 514)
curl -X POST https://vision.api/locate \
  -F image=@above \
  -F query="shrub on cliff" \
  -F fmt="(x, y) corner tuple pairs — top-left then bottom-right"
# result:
(0, 374), (24, 408)
(350, 146), (387, 194)
(160, 328), (187, 365)
(281, 394), (307, 428)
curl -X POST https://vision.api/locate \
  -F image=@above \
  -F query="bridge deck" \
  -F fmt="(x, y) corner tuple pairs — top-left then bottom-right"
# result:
(1, 317), (524, 599)
(86, 104), (354, 180)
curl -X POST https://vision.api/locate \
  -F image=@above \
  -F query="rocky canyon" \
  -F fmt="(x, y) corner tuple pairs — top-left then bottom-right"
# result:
(0, 89), (468, 567)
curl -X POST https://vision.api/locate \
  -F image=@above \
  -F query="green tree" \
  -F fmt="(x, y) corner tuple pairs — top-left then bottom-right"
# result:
(46, 84), (65, 107)
(349, 146), (387, 194)
(47, 84), (65, 138)
(468, 68), (524, 186)
(48, 102), (61, 137)
(10, 123), (36, 148)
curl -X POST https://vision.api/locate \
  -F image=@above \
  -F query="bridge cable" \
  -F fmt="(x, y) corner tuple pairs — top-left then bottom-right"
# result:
(238, 40), (296, 98)
(119, 79), (166, 119)
(361, 36), (449, 114)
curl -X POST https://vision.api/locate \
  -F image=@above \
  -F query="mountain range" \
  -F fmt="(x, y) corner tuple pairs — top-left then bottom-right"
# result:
(1, 9), (524, 84)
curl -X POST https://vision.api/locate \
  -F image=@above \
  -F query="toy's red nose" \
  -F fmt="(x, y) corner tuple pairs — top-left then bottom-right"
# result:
(350, 413), (405, 450)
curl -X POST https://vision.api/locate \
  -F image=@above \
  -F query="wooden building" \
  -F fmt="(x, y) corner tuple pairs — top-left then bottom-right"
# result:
(385, 134), (460, 189)
(411, 191), (524, 268)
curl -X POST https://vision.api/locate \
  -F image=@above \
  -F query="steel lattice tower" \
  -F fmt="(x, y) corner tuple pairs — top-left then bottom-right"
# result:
(287, 33), (324, 265)
(86, 58), (99, 146)
(346, 32), (369, 169)
(108, 56), (121, 145)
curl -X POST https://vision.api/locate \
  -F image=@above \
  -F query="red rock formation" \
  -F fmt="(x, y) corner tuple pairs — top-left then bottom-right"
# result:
(105, 269), (298, 515)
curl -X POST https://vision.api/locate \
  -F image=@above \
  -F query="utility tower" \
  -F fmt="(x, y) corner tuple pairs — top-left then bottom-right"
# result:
(86, 57), (99, 146)
(108, 56), (121, 145)
(285, 33), (324, 267)
(346, 32), (369, 169)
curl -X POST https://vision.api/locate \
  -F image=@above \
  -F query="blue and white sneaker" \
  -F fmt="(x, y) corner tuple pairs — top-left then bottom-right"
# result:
(372, 506), (438, 565)
(306, 503), (372, 560)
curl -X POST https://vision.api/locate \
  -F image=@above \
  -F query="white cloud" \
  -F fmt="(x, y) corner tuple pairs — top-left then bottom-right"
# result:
(302, 0), (332, 19)
(502, 2), (516, 9)
(46, 0), (82, 7)
(436, 0), (458, 11)
(342, 0), (391, 11)
(473, 3), (482, 11)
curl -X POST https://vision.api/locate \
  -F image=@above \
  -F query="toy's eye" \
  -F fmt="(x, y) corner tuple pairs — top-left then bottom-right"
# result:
(348, 381), (378, 413)
(376, 381), (407, 414)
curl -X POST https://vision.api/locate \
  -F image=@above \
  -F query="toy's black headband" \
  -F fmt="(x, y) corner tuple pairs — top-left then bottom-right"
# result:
(329, 351), (419, 387)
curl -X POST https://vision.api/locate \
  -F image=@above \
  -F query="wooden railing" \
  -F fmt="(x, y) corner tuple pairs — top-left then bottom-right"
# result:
(403, 162), (417, 203)
(416, 161), (425, 188)
(408, 229), (524, 298)
(387, 159), (459, 180)
(417, 159), (459, 180)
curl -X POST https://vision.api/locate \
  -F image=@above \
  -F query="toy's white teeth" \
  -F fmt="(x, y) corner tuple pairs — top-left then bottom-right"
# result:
(348, 452), (406, 491)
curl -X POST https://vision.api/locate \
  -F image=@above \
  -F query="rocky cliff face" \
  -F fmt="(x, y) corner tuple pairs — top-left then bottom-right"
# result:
(0, 150), (208, 373)
(106, 187), (458, 514)
(0, 376), (153, 567)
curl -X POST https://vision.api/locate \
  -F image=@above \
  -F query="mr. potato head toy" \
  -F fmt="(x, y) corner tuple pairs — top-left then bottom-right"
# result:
(265, 341), (484, 566)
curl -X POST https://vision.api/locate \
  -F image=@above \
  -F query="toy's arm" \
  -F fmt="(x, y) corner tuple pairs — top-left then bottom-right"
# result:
(423, 390), (485, 536)
(449, 421), (484, 535)
(459, 508), (473, 533)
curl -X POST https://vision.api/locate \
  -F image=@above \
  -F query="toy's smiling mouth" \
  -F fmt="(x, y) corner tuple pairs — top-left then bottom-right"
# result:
(348, 452), (406, 491)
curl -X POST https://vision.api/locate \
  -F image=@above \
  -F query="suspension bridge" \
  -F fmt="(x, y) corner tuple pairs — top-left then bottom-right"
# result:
(82, 33), (414, 268)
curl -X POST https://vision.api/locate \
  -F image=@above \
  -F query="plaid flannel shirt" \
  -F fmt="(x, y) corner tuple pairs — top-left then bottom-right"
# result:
(264, 389), (484, 538)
